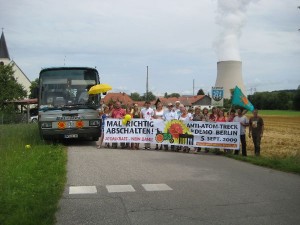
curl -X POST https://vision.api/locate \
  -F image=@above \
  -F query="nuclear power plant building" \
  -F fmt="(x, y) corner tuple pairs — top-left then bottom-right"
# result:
(215, 60), (246, 99)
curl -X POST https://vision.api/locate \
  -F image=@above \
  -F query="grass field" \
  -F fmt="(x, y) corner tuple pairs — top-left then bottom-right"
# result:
(0, 124), (67, 225)
(248, 110), (300, 116)
(232, 110), (300, 173)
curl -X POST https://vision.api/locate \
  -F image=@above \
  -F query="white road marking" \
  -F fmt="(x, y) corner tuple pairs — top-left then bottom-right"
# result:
(106, 185), (136, 193)
(69, 186), (97, 194)
(142, 183), (173, 191)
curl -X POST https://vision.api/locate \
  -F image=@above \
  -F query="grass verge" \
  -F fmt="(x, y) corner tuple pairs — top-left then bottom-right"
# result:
(225, 154), (300, 174)
(0, 124), (67, 225)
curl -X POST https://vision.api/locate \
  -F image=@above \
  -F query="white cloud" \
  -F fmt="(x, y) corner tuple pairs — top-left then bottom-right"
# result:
(1, 0), (299, 96)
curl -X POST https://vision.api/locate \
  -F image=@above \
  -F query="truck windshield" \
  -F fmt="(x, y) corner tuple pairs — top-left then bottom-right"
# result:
(39, 68), (100, 110)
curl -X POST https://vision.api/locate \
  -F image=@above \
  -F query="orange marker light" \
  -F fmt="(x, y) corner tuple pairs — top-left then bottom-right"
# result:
(58, 121), (66, 129)
(76, 120), (84, 128)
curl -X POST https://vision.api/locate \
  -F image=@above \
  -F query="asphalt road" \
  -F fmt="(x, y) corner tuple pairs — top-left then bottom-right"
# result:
(55, 142), (300, 225)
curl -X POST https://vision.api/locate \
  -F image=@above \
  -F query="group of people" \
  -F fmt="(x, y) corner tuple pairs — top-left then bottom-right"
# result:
(97, 100), (264, 156)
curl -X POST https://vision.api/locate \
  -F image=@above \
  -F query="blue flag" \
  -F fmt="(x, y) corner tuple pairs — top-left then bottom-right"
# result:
(232, 86), (254, 112)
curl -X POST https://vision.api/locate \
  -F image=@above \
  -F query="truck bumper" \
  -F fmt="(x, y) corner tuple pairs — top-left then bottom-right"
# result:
(40, 127), (101, 140)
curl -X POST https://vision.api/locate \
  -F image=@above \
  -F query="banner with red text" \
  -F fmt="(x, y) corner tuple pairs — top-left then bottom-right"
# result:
(104, 119), (240, 149)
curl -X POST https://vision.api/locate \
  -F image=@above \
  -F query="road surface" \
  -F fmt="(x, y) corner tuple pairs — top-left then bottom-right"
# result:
(55, 142), (300, 225)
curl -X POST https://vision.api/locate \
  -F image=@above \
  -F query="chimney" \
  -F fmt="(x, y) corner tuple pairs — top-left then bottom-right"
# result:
(215, 60), (246, 99)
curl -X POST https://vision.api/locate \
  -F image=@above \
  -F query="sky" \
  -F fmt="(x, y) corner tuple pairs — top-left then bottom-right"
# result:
(1, 0), (300, 96)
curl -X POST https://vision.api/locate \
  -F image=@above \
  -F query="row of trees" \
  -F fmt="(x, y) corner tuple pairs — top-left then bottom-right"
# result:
(129, 89), (206, 102)
(1, 63), (300, 111)
(248, 90), (300, 110)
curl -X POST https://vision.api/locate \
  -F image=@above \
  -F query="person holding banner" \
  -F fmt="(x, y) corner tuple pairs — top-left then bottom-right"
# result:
(163, 103), (176, 151)
(233, 108), (249, 156)
(124, 106), (133, 149)
(227, 109), (236, 122)
(249, 109), (264, 156)
(216, 109), (226, 122)
(131, 104), (141, 150)
(154, 102), (164, 150)
(111, 101), (126, 149)
(192, 106), (203, 153)
(174, 101), (181, 118)
(140, 101), (155, 150)
(209, 107), (218, 122)
(201, 107), (210, 153)
(97, 106), (110, 149)
(178, 104), (192, 153)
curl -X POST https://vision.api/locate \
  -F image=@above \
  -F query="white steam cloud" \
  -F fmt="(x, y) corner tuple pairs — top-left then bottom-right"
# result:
(215, 0), (255, 61)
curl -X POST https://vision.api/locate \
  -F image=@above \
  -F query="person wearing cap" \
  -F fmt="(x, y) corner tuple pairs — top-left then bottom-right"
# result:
(174, 101), (181, 118)
(163, 103), (176, 121)
(163, 103), (176, 150)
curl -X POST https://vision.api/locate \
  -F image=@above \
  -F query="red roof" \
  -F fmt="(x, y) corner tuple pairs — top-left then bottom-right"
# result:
(156, 95), (205, 106)
(6, 98), (38, 104)
(101, 93), (208, 108)
(101, 93), (134, 106)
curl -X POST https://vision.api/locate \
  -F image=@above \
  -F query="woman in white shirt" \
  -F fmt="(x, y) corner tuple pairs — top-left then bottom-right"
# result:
(178, 104), (192, 153)
(154, 102), (164, 150)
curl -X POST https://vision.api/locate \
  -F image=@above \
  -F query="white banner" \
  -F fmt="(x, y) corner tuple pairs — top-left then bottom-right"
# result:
(104, 119), (240, 149)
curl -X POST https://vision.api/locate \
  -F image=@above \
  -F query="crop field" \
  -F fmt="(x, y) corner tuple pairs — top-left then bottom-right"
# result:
(246, 114), (300, 158)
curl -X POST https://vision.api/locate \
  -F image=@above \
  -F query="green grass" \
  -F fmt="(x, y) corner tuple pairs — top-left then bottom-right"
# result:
(0, 124), (67, 225)
(247, 110), (300, 116)
(226, 154), (300, 174)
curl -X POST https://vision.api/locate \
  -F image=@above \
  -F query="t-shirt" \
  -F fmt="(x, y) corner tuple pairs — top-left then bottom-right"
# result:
(111, 108), (126, 119)
(163, 110), (176, 121)
(192, 113), (204, 121)
(249, 116), (264, 135)
(141, 107), (154, 120)
(155, 109), (164, 119)
(178, 113), (192, 122)
(101, 113), (109, 130)
(216, 117), (226, 122)
(233, 115), (249, 135)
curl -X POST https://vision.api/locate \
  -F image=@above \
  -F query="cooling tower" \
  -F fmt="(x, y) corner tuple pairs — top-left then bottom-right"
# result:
(215, 60), (246, 99)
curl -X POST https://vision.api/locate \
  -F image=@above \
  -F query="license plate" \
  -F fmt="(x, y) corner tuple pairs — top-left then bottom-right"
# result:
(64, 134), (78, 139)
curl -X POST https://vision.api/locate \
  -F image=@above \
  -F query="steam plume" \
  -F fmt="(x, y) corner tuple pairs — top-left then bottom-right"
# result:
(215, 0), (255, 61)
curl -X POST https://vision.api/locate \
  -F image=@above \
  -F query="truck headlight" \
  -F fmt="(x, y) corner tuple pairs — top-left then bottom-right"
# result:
(89, 120), (100, 126)
(41, 122), (52, 128)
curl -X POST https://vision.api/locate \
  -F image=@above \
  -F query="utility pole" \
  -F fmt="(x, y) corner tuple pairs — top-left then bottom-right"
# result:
(298, 6), (300, 31)
(146, 66), (149, 101)
(193, 79), (195, 96)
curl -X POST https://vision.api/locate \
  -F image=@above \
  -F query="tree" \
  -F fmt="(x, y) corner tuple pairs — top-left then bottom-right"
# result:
(163, 92), (180, 98)
(29, 78), (39, 98)
(293, 89), (300, 110)
(169, 93), (180, 98)
(130, 92), (141, 101)
(197, 89), (205, 95)
(141, 91), (156, 101)
(0, 64), (27, 110)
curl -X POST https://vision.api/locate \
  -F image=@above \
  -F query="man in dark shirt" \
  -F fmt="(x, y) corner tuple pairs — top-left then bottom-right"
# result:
(249, 109), (264, 156)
